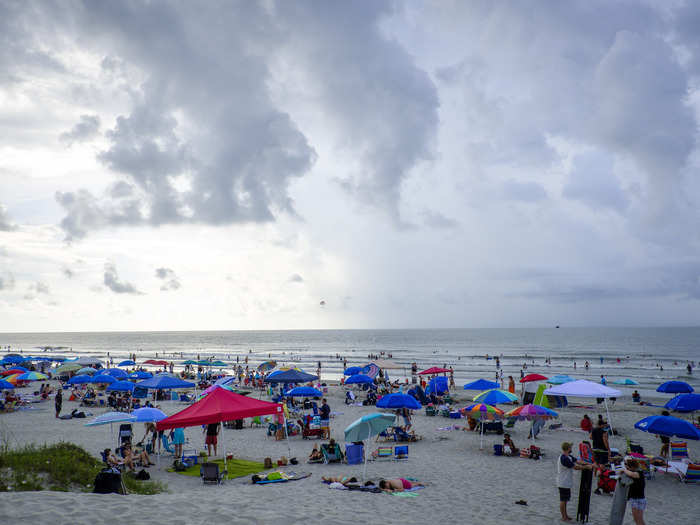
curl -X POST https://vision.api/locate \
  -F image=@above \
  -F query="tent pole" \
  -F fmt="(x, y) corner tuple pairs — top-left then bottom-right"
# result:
(604, 397), (613, 444)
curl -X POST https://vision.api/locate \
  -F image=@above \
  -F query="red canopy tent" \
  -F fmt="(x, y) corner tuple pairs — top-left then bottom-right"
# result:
(144, 359), (169, 366)
(520, 373), (548, 383)
(418, 366), (451, 375)
(156, 387), (286, 467)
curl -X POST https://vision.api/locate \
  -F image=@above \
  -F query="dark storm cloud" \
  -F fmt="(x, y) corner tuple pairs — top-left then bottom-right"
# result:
(154, 267), (180, 291)
(59, 114), (100, 145)
(103, 263), (143, 295)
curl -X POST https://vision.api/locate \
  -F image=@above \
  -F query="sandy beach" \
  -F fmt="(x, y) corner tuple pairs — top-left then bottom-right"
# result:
(1, 382), (698, 525)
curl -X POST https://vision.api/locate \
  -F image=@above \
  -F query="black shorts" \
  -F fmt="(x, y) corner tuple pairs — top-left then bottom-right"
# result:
(559, 487), (571, 502)
(594, 450), (609, 464)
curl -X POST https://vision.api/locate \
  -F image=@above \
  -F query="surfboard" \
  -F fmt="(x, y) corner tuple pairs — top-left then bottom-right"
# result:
(609, 473), (632, 525)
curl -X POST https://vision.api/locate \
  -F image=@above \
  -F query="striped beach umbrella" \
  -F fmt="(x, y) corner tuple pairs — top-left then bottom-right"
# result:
(16, 371), (48, 381)
(460, 403), (504, 449)
(505, 404), (558, 443)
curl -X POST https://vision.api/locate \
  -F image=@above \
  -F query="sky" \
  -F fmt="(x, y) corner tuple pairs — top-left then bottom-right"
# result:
(2, 0), (700, 332)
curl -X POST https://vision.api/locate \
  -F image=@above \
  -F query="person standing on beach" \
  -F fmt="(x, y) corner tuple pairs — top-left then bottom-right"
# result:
(204, 422), (220, 456)
(557, 442), (591, 522)
(320, 398), (331, 439)
(508, 376), (515, 394)
(590, 419), (610, 465)
(54, 388), (62, 418)
(623, 459), (647, 525)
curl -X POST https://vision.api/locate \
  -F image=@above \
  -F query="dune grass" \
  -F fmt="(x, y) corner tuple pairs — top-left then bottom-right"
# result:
(168, 458), (266, 480)
(0, 441), (166, 494)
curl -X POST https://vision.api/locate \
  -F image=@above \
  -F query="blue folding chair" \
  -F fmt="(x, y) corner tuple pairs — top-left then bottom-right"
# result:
(394, 445), (408, 460)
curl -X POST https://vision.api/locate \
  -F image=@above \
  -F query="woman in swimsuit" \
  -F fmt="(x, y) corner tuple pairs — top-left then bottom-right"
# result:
(378, 478), (424, 492)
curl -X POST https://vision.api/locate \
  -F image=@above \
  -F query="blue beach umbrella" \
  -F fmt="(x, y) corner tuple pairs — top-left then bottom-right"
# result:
(657, 381), (694, 394)
(376, 392), (421, 410)
(128, 371), (153, 380)
(118, 360), (136, 367)
(91, 374), (116, 384)
(548, 375), (575, 385)
(664, 394), (700, 413)
(16, 371), (48, 381)
(344, 413), (397, 480)
(463, 379), (499, 391)
(136, 375), (195, 390)
(284, 386), (322, 397)
(634, 415), (700, 440)
(182, 360), (198, 365)
(0, 380), (14, 390)
(613, 378), (639, 385)
(105, 368), (128, 379)
(1, 365), (28, 373)
(107, 380), (135, 392)
(67, 374), (94, 385)
(131, 407), (167, 422)
(344, 374), (373, 385)
(343, 366), (364, 376)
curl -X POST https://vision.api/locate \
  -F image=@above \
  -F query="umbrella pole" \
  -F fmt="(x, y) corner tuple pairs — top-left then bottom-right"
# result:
(480, 419), (484, 450)
(283, 414), (292, 458)
(223, 422), (226, 471)
(604, 397), (613, 444)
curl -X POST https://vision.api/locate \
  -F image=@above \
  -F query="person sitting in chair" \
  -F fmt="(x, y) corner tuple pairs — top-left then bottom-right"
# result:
(121, 444), (154, 471)
(308, 444), (323, 462)
(503, 433), (519, 456)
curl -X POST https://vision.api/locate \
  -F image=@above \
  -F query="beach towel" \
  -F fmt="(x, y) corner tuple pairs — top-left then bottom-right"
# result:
(255, 472), (311, 484)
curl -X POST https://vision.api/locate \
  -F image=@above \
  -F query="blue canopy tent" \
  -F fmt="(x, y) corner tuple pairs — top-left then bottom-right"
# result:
(463, 379), (499, 391)
(426, 376), (449, 395)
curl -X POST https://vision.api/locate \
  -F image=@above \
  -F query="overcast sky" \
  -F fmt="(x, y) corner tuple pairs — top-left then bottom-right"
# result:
(2, 0), (700, 332)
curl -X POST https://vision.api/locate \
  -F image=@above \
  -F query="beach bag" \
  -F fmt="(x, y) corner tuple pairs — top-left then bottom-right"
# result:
(529, 445), (541, 460)
(173, 460), (188, 472)
(135, 469), (150, 480)
(94, 468), (124, 494)
(493, 444), (503, 456)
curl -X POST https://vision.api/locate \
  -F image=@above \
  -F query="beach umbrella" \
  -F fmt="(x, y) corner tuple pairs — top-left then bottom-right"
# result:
(209, 360), (228, 367)
(664, 394), (700, 413)
(1, 367), (28, 376)
(132, 407), (167, 422)
(463, 379), (500, 391)
(128, 371), (153, 379)
(344, 413), (396, 480)
(196, 360), (213, 366)
(520, 373), (548, 383)
(343, 366), (364, 376)
(0, 356), (28, 365)
(107, 380), (135, 392)
(548, 375), (575, 385)
(656, 381), (694, 394)
(54, 363), (82, 374)
(77, 367), (97, 375)
(376, 392), (421, 410)
(67, 374), (93, 385)
(505, 404), (558, 444)
(418, 366), (450, 375)
(460, 404), (504, 449)
(16, 371), (48, 381)
(91, 374), (116, 384)
(473, 389), (518, 404)
(613, 378), (639, 385)
(136, 375), (195, 390)
(257, 361), (276, 372)
(343, 374), (373, 385)
(263, 369), (318, 384)
(3, 374), (23, 385)
(76, 357), (103, 366)
(284, 386), (323, 397)
(182, 359), (198, 365)
(634, 415), (700, 440)
(118, 360), (136, 367)
(105, 368), (128, 379)
(0, 380), (15, 390)
(85, 412), (136, 426)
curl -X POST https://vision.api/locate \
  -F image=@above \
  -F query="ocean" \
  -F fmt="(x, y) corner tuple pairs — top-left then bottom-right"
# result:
(2, 327), (698, 396)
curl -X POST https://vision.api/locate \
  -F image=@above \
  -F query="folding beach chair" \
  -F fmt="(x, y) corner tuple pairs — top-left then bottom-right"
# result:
(119, 423), (133, 446)
(681, 463), (700, 484)
(394, 445), (409, 460)
(201, 462), (227, 485)
(345, 444), (364, 465)
(371, 446), (393, 461)
(671, 442), (689, 461)
(321, 443), (344, 464)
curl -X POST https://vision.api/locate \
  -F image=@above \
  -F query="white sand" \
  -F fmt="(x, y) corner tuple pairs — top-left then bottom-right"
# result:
(1, 384), (698, 525)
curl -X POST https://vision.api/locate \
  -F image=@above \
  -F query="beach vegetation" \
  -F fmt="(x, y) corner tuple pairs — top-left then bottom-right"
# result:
(0, 441), (166, 494)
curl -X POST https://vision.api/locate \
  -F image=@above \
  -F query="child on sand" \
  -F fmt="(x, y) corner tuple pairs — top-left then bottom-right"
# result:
(557, 442), (592, 522)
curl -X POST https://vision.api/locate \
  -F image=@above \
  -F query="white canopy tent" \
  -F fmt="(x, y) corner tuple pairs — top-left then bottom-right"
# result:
(544, 380), (622, 440)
